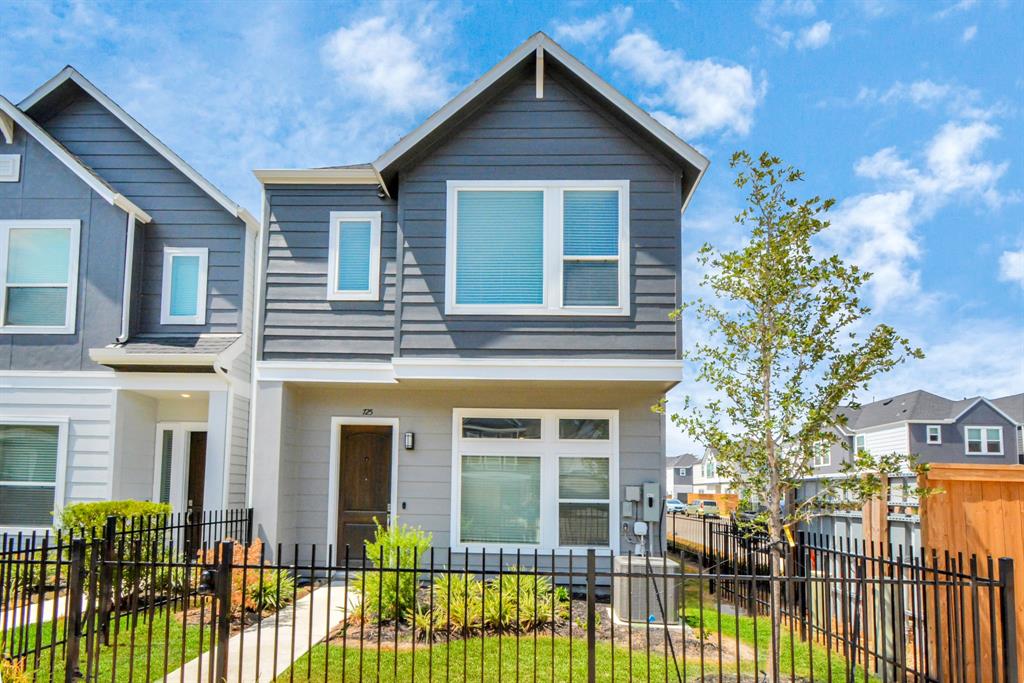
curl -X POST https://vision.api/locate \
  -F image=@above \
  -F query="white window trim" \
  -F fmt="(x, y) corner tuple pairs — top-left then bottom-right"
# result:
(327, 211), (381, 301)
(450, 408), (620, 554)
(444, 180), (630, 316)
(160, 247), (208, 325)
(854, 435), (866, 454)
(812, 443), (831, 468)
(0, 416), (69, 530)
(965, 425), (1003, 456)
(926, 425), (942, 444)
(0, 220), (81, 334)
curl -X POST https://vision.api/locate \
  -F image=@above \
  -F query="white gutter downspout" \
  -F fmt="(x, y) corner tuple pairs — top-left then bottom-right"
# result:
(116, 213), (136, 343)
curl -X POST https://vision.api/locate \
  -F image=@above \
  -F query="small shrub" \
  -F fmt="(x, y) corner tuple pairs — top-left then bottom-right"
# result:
(351, 519), (432, 623)
(0, 658), (30, 683)
(58, 500), (172, 537)
(246, 568), (295, 612)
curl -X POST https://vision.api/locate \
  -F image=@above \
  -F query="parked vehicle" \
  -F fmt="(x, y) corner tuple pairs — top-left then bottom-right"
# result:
(665, 498), (685, 513)
(688, 499), (720, 517)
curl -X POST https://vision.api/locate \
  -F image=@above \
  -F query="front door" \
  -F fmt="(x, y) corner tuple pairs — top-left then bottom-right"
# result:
(186, 431), (207, 552)
(337, 425), (392, 557)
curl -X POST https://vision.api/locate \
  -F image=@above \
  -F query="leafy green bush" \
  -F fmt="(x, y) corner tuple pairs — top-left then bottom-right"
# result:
(58, 500), (172, 537)
(246, 568), (296, 612)
(351, 519), (432, 623)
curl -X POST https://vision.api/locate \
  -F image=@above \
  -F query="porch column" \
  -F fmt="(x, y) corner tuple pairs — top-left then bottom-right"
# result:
(203, 390), (229, 510)
(250, 380), (285, 549)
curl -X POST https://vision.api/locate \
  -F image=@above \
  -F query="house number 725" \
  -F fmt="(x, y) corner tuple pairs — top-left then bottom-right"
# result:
(362, 408), (374, 416)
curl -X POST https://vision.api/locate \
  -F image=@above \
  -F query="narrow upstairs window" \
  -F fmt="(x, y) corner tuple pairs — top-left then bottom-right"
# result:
(161, 247), (208, 325)
(327, 211), (381, 301)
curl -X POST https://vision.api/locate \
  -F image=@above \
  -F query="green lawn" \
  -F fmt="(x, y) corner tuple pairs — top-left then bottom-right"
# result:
(4, 606), (209, 683)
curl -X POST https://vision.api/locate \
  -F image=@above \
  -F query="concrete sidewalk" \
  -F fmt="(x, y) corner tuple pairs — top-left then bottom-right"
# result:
(163, 579), (357, 683)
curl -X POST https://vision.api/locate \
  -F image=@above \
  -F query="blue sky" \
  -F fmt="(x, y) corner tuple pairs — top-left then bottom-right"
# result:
(2, 0), (1022, 455)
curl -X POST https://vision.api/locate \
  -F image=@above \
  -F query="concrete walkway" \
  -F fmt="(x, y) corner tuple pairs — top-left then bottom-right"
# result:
(0, 593), (72, 628)
(163, 579), (357, 683)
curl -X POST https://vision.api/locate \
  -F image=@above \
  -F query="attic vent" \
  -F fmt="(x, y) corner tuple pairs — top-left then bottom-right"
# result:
(0, 155), (20, 182)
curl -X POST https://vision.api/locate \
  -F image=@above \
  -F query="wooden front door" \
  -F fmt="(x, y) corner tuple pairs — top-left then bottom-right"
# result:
(337, 425), (392, 557)
(186, 431), (207, 553)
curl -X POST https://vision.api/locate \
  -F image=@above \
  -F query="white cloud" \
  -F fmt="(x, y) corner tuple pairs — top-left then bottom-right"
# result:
(864, 318), (1024, 401)
(552, 6), (633, 44)
(321, 13), (455, 116)
(857, 79), (998, 120)
(962, 25), (978, 42)
(796, 20), (832, 49)
(756, 0), (820, 48)
(825, 120), (1013, 306)
(999, 249), (1024, 288)
(609, 31), (764, 139)
(934, 0), (978, 20)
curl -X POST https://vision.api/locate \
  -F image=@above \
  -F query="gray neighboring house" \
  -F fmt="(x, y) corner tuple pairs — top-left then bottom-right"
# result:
(665, 453), (698, 499)
(249, 32), (709, 559)
(0, 68), (258, 533)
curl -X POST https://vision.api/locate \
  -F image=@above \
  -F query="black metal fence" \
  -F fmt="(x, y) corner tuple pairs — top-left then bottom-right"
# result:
(1, 511), (1017, 683)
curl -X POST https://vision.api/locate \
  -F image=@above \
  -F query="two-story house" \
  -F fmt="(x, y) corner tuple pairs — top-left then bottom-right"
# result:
(0, 68), (257, 533)
(665, 453), (698, 499)
(248, 33), (708, 559)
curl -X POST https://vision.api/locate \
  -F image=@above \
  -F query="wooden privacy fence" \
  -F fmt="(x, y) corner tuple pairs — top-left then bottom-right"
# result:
(919, 463), (1024, 681)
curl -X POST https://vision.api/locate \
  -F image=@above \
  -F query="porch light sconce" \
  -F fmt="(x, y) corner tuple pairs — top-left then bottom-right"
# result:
(404, 432), (415, 450)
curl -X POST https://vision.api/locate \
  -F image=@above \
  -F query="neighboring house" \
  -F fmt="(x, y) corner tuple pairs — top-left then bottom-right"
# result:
(665, 453), (698, 499)
(690, 448), (734, 495)
(249, 32), (708, 559)
(0, 68), (258, 533)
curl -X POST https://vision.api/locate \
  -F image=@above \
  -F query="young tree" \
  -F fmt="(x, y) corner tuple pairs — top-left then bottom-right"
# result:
(667, 151), (925, 680)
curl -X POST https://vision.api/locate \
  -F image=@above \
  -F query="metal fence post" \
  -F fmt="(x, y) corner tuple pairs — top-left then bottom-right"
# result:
(245, 508), (254, 546)
(99, 515), (117, 646)
(586, 549), (596, 683)
(999, 557), (1019, 683)
(214, 541), (234, 683)
(64, 538), (86, 683)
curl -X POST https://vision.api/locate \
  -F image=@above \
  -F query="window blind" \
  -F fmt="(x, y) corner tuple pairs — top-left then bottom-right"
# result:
(562, 190), (619, 306)
(169, 255), (201, 317)
(336, 221), (372, 291)
(159, 430), (173, 504)
(460, 455), (541, 544)
(5, 288), (67, 326)
(455, 191), (544, 305)
(0, 424), (58, 527)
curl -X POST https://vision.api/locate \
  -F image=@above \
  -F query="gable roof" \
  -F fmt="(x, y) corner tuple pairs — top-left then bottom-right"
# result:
(842, 390), (1022, 429)
(667, 453), (700, 469)
(991, 394), (1024, 425)
(373, 32), (708, 207)
(0, 94), (151, 223)
(20, 67), (258, 231)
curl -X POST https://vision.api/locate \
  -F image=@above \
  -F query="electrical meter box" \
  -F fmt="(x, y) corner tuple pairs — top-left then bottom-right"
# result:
(642, 482), (660, 522)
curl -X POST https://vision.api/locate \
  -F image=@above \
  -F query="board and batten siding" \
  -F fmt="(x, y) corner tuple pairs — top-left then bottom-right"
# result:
(0, 128), (127, 371)
(272, 382), (665, 555)
(261, 186), (398, 361)
(0, 385), (115, 514)
(39, 91), (246, 335)
(396, 69), (683, 359)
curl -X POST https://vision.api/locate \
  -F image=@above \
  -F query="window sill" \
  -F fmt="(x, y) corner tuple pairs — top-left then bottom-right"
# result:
(0, 325), (74, 335)
(445, 305), (631, 317)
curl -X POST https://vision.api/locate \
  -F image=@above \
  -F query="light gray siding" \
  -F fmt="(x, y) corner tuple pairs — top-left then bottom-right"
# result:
(261, 186), (398, 361)
(0, 127), (126, 371)
(267, 381), (665, 558)
(397, 69), (682, 359)
(227, 394), (250, 507)
(39, 91), (247, 335)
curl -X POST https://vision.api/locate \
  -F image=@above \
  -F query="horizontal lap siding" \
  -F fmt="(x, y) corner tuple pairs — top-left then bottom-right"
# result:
(262, 186), (398, 361)
(0, 386), (116, 520)
(42, 93), (246, 335)
(398, 72), (682, 359)
(276, 382), (665, 556)
(0, 129), (126, 370)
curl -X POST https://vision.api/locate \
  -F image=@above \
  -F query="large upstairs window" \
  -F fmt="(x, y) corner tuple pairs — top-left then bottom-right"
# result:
(445, 181), (629, 316)
(0, 220), (80, 334)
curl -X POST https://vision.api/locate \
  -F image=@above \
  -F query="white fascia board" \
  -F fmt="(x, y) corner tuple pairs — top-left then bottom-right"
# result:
(0, 95), (152, 223)
(394, 357), (683, 383)
(371, 32), (709, 193)
(253, 168), (381, 185)
(255, 361), (398, 384)
(0, 370), (228, 392)
(20, 67), (254, 231)
(0, 109), (14, 144)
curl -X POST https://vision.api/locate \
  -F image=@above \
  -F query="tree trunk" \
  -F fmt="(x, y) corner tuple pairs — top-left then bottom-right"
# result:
(767, 505), (784, 683)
